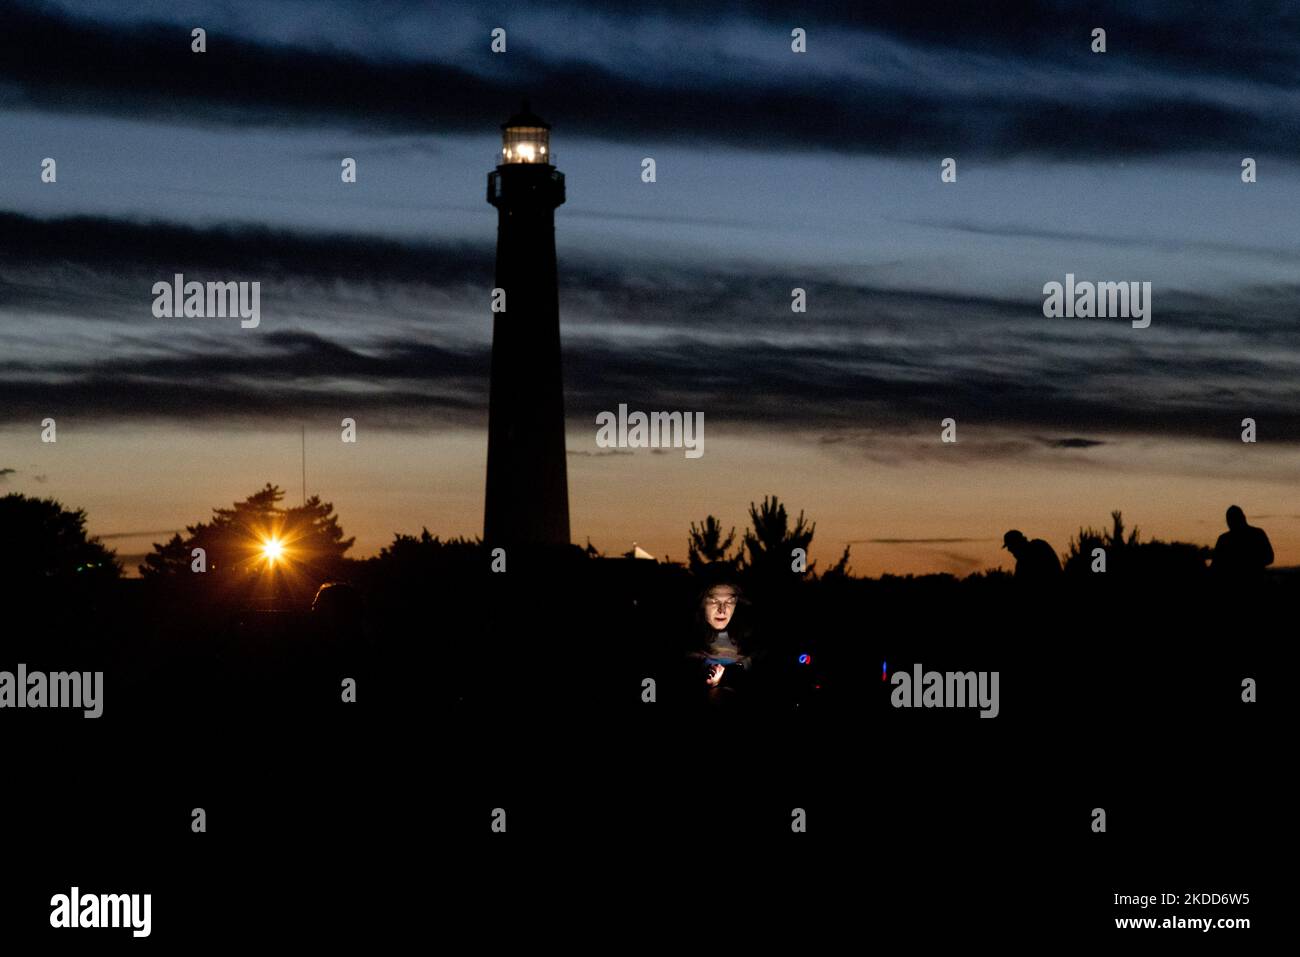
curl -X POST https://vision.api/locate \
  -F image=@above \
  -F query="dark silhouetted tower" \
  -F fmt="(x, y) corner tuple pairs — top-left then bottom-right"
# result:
(484, 102), (570, 546)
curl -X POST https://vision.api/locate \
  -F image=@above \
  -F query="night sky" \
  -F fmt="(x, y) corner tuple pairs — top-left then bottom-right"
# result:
(2, 0), (1297, 575)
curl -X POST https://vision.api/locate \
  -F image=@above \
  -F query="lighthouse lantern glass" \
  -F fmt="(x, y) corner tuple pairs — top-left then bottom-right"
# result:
(502, 126), (549, 164)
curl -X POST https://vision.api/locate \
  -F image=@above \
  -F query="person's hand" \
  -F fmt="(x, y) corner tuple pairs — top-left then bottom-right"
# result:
(705, 664), (725, 686)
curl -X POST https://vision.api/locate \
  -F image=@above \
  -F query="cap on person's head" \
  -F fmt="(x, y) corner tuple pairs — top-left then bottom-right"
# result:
(1226, 505), (1246, 528)
(1003, 530), (1026, 550)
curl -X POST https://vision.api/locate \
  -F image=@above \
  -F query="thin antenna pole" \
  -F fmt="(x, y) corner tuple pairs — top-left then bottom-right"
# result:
(301, 426), (306, 506)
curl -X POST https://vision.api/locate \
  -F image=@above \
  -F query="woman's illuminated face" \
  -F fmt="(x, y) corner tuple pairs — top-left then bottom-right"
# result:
(702, 585), (738, 631)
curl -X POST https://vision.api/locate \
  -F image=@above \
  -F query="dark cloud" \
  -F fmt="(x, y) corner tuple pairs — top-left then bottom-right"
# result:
(897, 219), (1300, 267)
(4, 2), (1297, 157)
(3, 212), (1299, 444)
(96, 529), (186, 540)
(568, 0), (1300, 85)
(0, 467), (16, 480)
(5, 322), (1293, 441)
(930, 550), (986, 574)
(0, 212), (486, 285)
(1042, 437), (1107, 449)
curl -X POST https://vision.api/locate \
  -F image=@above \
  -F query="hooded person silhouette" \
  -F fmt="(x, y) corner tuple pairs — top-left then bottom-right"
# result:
(1002, 530), (1062, 580)
(1212, 506), (1273, 577)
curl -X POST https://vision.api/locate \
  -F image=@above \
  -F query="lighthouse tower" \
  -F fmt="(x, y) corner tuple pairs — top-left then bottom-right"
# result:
(483, 102), (571, 547)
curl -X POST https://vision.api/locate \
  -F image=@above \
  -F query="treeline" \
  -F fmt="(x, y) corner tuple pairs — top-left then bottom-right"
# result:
(0, 488), (1274, 600)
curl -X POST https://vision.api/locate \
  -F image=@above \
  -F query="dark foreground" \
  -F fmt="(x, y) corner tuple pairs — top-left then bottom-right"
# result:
(0, 557), (1283, 945)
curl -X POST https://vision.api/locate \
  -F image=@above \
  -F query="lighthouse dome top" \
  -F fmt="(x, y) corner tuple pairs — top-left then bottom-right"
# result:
(502, 100), (551, 131)
(500, 100), (552, 165)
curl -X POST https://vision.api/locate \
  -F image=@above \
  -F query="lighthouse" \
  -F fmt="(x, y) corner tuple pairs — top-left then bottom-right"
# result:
(483, 102), (571, 547)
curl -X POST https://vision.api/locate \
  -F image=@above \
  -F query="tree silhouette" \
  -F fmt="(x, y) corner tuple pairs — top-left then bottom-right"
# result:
(373, 528), (480, 567)
(1064, 510), (1208, 577)
(821, 543), (853, 580)
(742, 495), (815, 578)
(140, 484), (353, 593)
(687, 515), (737, 573)
(0, 493), (120, 582)
(1064, 510), (1139, 573)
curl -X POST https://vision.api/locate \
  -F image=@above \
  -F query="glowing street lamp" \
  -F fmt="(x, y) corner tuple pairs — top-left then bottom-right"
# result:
(261, 537), (284, 565)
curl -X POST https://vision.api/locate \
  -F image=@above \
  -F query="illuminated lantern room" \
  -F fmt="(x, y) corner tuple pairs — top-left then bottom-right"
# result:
(500, 100), (552, 165)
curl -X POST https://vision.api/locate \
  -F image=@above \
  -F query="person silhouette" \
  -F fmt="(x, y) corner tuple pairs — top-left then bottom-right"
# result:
(1211, 506), (1273, 577)
(1002, 530), (1062, 580)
